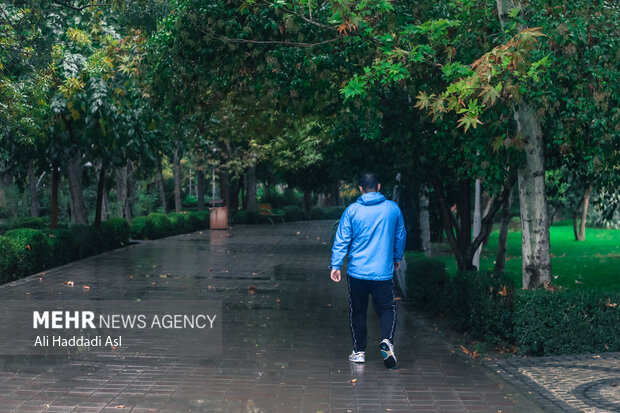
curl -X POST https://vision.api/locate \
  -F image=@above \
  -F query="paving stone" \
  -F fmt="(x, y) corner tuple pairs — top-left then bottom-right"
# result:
(0, 221), (576, 412)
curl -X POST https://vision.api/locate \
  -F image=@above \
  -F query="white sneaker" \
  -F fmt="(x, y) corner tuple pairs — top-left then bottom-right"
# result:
(380, 339), (397, 369)
(348, 350), (366, 363)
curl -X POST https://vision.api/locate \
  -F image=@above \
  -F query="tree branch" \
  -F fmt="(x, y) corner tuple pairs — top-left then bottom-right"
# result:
(52, 1), (110, 11)
(470, 171), (518, 256)
(259, 1), (336, 31)
(199, 28), (341, 48)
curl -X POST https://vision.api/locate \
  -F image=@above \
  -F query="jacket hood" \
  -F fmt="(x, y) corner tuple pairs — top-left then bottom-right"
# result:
(357, 192), (386, 206)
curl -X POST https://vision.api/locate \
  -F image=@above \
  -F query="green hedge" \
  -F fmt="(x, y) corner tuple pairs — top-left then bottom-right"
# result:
(144, 213), (172, 239)
(1, 217), (47, 232)
(514, 289), (620, 355)
(449, 270), (515, 346)
(0, 212), (212, 286)
(71, 224), (105, 259)
(100, 218), (131, 249)
(234, 210), (260, 225)
(406, 258), (450, 315)
(130, 211), (210, 240)
(311, 206), (345, 220)
(45, 229), (77, 266)
(0, 237), (17, 283)
(405, 256), (619, 355)
(4, 229), (52, 278)
(282, 205), (308, 222)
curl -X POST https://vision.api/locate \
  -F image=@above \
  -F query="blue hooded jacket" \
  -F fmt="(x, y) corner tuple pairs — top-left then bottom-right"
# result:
(331, 192), (406, 280)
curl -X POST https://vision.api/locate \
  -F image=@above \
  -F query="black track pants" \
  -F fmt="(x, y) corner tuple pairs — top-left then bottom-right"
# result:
(347, 274), (396, 353)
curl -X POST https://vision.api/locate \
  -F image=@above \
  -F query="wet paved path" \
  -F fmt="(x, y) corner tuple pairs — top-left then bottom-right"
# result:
(0, 220), (598, 412)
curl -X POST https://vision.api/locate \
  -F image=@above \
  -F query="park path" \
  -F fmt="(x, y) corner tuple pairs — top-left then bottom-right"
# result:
(0, 220), (545, 413)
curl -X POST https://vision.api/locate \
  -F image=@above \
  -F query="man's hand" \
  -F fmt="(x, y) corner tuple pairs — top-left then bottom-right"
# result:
(394, 261), (401, 271)
(330, 269), (341, 282)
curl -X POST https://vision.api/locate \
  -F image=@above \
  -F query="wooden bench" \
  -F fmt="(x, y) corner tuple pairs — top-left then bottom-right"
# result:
(258, 203), (285, 224)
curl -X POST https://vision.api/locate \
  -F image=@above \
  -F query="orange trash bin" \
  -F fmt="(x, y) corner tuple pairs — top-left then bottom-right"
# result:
(209, 206), (228, 230)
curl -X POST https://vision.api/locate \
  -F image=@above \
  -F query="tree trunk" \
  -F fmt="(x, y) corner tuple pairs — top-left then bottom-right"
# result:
(0, 174), (8, 211)
(419, 186), (431, 257)
(51, 163), (59, 229)
(481, 191), (494, 245)
(67, 154), (88, 224)
(516, 103), (552, 288)
(246, 164), (257, 210)
(102, 188), (110, 222)
(28, 159), (39, 217)
(219, 171), (229, 208)
(573, 184), (592, 241)
(196, 168), (205, 211)
(156, 156), (167, 213)
(173, 149), (182, 212)
(495, 187), (513, 272)
(497, 0), (552, 289)
(230, 178), (240, 213)
(303, 191), (312, 217)
(125, 162), (135, 222)
(116, 166), (128, 218)
(94, 160), (106, 229)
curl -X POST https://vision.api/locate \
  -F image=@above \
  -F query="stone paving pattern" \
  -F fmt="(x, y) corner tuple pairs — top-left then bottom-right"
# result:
(0, 220), (614, 412)
(489, 353), (620, 413)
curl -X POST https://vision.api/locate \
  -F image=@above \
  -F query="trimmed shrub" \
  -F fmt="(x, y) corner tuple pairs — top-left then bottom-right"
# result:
(311, 206), (345, 220)
(282, 205), (308, 222)
(514, 289), (620, 355)
(100, 218), (130, 249)
(5, 228), (52, 277)
(185, 211), (208, 232)
(0, 237), (17, 283)
(449, 271), (515, 346)
(71, 224), (104, 259)
(193, 211), (210, 229)
(167, 212), (186, 235)
(3, 217), (46, 231)
(405, 258), (450, 315)
(144, 213), (173, 239)
(234, 210), (260, 225)
(45, 229), (77, 266)
(131, 216), (148, 239)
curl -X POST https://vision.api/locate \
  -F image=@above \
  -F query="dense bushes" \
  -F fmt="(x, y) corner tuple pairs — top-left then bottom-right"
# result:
(0, 211), (211, 285)
(282, 205), (308, 222)
(130, 211), (210, 239)
(311, 206), (345, 220)
(514, 289), (620, 355)
(406, 257), (620, 355)
(406, 258), (450, 315)
(100, 218), (131, 249)
(0, 237), (17, 283)
(233, 209), (260, 225)
(5, 229), (52, 278)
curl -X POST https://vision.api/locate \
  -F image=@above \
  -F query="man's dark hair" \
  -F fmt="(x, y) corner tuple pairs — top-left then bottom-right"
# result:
(359, 172), (380, 192)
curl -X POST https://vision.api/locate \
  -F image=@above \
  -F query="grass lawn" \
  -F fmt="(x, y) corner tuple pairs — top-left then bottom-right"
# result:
(406, 221), (620, 291)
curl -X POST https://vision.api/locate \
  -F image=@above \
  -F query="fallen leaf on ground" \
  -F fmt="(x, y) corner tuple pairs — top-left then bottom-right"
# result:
(83, 285), (90, 290)
(394, 296), (402, 301)
(151, 281), (157, 285)
(248, 285), (257, 295)
(498, 285), (508, 296)
(593, 355), (601, 358)
(26, 292), (30, 295)
(114, 405), (125, 408)
(63, 281), (74, 287)
(276, 298), (281, 303)
(606, 298), (618, 308)
(160, 274), (167, 278)
(349, 379), (357, 383)
(575, 280), (584, 284)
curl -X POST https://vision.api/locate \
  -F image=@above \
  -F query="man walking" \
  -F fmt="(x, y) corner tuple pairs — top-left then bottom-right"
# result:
(330, 173), (406, 369)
